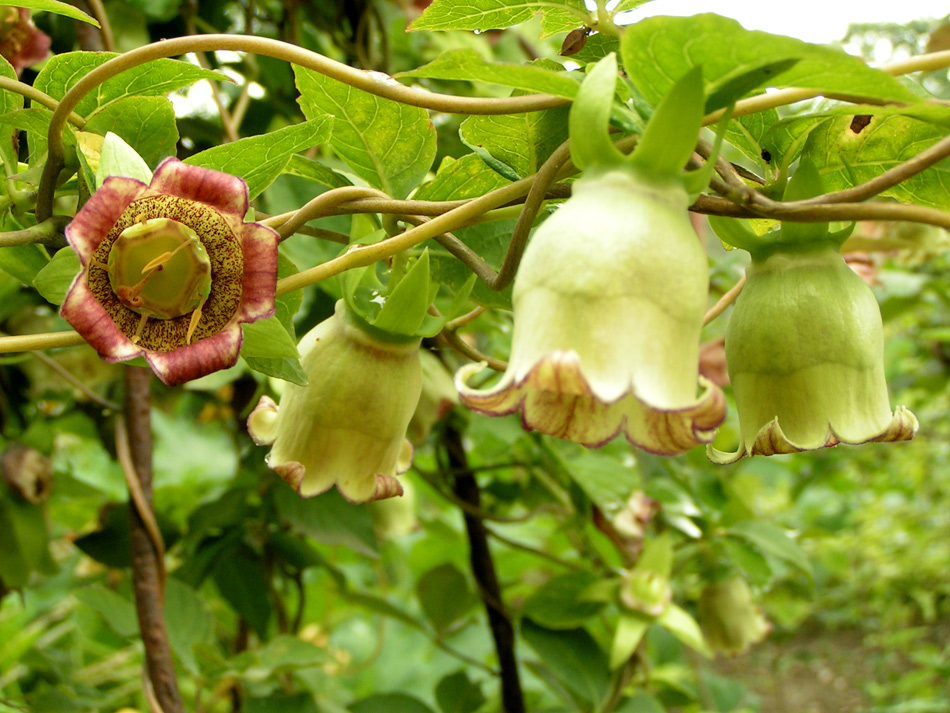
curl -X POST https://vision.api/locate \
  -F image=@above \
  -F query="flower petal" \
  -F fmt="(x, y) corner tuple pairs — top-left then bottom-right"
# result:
(457, 356), (726, 453)
(61, 271), (142, 361)
(145, 323), (243, 386)
(65, 176), (147, 262)
(147, 158), (249, 218)
(237, 223), (279, 322)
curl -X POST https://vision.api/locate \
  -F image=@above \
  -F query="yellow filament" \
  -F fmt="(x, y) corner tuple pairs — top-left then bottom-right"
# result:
(185, 296), (207, 344)
(130, 312), (149, 344)
(140, 239), (193, 274)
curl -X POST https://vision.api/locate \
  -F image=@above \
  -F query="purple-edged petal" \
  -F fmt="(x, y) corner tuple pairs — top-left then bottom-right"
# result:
(147, 158), (249, 218)
(237, 223), (279, 322)
(61, 273), (142, 362)
(65, 176), (147, 262)
(145, 324), (243, 386)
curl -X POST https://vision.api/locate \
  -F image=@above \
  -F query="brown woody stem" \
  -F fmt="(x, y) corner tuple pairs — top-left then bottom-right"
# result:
(122, 366), (183, 713)
(444, 424), (525, 713)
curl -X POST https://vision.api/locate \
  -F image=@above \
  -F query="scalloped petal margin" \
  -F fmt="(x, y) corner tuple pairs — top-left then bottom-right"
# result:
(64, 176), (147, 261)
(456, 351), (726, 455)
(146, 158), (248, 219)
(246, 395), (410, 503)
(707, 405), (918, 465)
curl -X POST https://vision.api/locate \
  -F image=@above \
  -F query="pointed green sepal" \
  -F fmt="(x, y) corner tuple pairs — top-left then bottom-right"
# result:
(681, 105), (733, 201)
(779, 159), (832, 244)
(707, 215), (762, 253)
(568, 53), (626, 171)
(96, 131), (152, 188)
(634, 532), (673, 578)
(629, 66), (704, 180)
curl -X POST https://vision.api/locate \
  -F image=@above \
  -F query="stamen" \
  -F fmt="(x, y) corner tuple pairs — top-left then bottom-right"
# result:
(185, 296), (207, 344)
(130, 312), (149, 344)
(141, 240), (193, 274)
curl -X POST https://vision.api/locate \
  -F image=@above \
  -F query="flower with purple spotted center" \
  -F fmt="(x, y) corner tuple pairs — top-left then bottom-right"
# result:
(0, 7), (50, 76)
(61, 158), (279, 386)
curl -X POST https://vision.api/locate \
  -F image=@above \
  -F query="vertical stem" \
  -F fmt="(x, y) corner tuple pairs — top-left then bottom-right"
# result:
(124, 366), (183, 713)
(444, 424), (525, 713)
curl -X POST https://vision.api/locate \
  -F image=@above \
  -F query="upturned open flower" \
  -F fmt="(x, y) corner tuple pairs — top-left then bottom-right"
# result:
(0, 7), (50, 76)
(247, 300), (422, 503)
(697, 578), (769, 655)
(709, 245), (917, 463)
(456, 169), (726, 453)
(61, 158), (278, 386)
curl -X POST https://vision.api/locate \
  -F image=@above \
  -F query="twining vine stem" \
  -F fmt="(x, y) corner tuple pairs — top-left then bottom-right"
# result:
(443, 423), (525, 713)
(118, 367), (182, 713)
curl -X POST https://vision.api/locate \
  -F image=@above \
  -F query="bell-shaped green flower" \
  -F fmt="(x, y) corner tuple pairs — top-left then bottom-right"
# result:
(456, 169), (726, 453)
(709, 244), (917, 463)
(247, 300), (422, 503)
(697, 577), (769, 656)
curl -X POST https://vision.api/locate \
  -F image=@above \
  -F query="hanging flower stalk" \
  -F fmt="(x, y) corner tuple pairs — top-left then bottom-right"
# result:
(456, 56), (726, 454)
(61, 157), (279, 385)
(707, 162), (917, 464)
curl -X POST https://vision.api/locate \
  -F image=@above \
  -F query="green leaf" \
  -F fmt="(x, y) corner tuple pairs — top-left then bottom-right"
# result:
(230, 635), (327, 679)
(724, 108), (780, 168)
(212, 542), (271, 638)
(244, 693), (319, 713)
(283, 154), (353, 190)
(165, 578), (214, 675)
(521, 619), (610, 707)
(560, 446), (639, 513)
(629, 65), (704, 179)
(461, 102), (570, 180)
(524, 572), (605, 630)
(94, 131), (152, 186)
(0, 57), (21, 170)
(414, 154), (511, 202)
(73, 586), (139, 637)
(32, 248), (79, 305)
(721, 536), (773, 588)
(803, 114), (950, 210)
(185, 118), (331, 200)
(349, 694), (436, 713)
(243, 356), (308, 386)
(727, 520), (814, 582)
(657, 604), (712, 658)
(704, 59), (800, 114)
(416, 563), (478, 634)
(622, 14), (921, 108)
(0, 244), (49, 284)
(294, 66), (436, 199)
(435, 671), (486, 713)
(609, 613), (650, 670)
(240, 317), (300, 360)
(398, 50), (580, 99)
(569, 54), (624, 171)
(634, 532), (673, 578)
(274, 486), (379, 558)
(4, 0), (99, 25)
(84, 97), (178, 169)
(408, 0), (588, 33)
(0, 495), (55, 587)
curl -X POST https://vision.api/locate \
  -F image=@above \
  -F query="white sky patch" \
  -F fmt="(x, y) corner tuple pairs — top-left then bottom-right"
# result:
(615, 0), (947, 45)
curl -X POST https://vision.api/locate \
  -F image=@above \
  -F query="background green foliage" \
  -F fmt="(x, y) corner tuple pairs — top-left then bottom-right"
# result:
(0, 2), (948, 712)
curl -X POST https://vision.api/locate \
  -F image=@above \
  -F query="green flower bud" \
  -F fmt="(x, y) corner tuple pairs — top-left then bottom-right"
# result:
(709, 245), (917, 463)
(248, 301), (422, 504)
(697, 578), (769, 655)
(457, 168), (725, 454)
